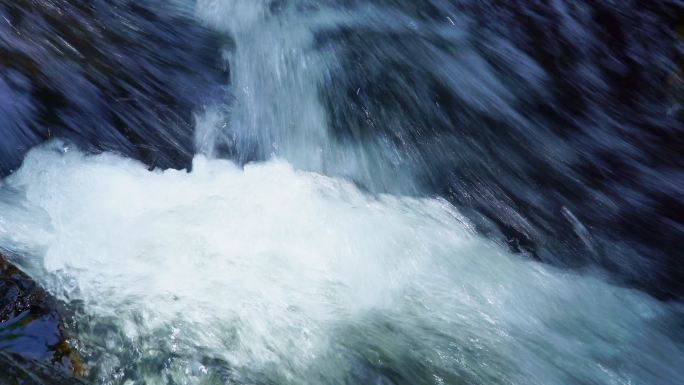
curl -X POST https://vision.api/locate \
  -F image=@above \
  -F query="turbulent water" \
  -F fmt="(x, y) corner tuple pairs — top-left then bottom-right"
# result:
(1, 0), (683, 384)
(1, 142), (682, 385)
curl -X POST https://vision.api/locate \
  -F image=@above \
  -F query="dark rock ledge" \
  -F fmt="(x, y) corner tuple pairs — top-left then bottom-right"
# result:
(0, 254), (83, 384)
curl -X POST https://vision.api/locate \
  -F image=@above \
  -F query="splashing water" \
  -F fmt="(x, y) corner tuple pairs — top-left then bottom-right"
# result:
(1, 0), (683, 383)
(0, 141), (682, 384)
(192, 0), (477, 193)
(194, 0), (331, 170)
(191, 0), (684, 301)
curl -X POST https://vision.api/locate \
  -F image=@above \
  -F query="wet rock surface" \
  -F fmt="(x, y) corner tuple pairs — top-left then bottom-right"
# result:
(0, 255), (82, 384)
(0, 0), (227, 176)
(0, 352), (83, 385)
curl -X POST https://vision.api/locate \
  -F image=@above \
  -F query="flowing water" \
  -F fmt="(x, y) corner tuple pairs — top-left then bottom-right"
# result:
(0, 0), (683, 384)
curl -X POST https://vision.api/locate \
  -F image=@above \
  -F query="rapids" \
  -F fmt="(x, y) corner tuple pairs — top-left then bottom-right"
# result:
(0, 0), (683, 383)
(0, 141), (682, 384)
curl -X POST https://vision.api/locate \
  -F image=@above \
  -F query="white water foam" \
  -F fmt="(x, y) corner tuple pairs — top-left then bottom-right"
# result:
(0, 141), (682, 384)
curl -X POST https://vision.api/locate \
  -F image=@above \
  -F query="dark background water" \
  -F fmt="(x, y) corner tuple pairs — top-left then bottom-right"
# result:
(0, 0), (682, 335)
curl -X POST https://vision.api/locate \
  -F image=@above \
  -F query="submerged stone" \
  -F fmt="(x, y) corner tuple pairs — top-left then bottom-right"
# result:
(0, 255), (82, 382)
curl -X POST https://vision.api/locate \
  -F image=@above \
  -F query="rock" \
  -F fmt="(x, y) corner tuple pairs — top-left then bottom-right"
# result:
(0, 351), (85, 385)
(0, 255), (83, 382)
(0, 0), (228, 176)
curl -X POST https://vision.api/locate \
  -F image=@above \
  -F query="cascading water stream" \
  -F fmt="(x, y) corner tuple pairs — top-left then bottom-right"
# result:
(193, 0), (471, 195)
(194, 1), (331, 170)
(0, 0), (682, 384)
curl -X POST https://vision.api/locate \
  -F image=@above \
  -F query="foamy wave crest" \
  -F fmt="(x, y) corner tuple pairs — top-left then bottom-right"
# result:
(0, 141), (682, 384)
